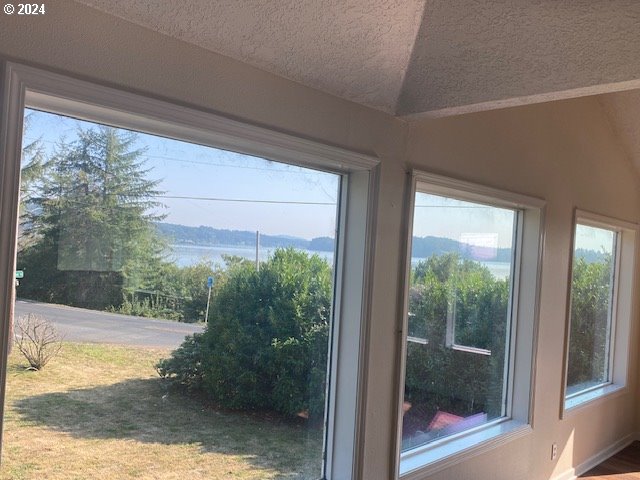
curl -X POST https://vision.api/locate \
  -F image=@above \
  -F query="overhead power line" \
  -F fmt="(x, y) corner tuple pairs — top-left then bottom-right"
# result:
(21, 136), (320, 175)
(155, 195), (336, 206)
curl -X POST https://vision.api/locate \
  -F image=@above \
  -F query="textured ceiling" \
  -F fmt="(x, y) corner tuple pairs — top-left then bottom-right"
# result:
(398, 0), (640, 117)
(601, 91), (640, 174)
(73, 0), (640, 122)
(72, 0), (426, 113)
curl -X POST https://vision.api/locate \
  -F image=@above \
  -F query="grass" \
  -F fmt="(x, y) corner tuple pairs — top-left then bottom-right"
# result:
(1, 342), (323, 479)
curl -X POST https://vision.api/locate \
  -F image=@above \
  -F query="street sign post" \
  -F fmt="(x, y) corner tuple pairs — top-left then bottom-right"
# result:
(205, 276), (214, 323)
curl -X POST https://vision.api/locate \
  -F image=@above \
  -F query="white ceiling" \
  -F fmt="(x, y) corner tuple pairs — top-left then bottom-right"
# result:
(398, 1), (640, 117)
(74, 0), (640, 118)
(73, 1), (640, 172)
(73, 0), (426, 113)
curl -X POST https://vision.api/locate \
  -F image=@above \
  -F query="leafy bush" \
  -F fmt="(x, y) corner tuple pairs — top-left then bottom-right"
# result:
(156, 333), (206, 391)
(115, 260), (229, 323)
(567, 255), (613, 387)
(405, 254), (509, 418)
(115, 297), (184, 322)
(157, 248), (332, 421)
(158, 249), (608, 424)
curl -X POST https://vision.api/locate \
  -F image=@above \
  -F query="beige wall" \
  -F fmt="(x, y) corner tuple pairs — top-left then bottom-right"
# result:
(1, 2), (639, 479)
(363, 98), (640, 480)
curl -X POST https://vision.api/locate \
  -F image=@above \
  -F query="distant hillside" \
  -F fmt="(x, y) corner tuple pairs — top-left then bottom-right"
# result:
(156, 223), (332, 252)
(156, 223), (518, 260)
(411, 236), (513, 262)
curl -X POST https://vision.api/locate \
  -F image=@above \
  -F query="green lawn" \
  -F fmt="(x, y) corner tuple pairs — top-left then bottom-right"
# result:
(1, 342), (323, 479)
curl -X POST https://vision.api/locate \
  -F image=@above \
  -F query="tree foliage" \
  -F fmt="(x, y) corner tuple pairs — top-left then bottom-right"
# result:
(566, 255), (613, 388)
(158, 250), (611, 424)
(117, 260), (223, 323)
(18, 112), (48, 251)
(18, 126), (164, 309)
(406, 254), (509, 420)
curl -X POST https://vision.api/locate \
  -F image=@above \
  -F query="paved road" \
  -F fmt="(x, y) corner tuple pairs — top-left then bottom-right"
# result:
(14, 300), (204, 349)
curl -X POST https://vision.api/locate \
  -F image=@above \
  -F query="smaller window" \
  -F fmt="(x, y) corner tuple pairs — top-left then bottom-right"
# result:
(563, 211), (637, 412)
(396, 172), (544, 478)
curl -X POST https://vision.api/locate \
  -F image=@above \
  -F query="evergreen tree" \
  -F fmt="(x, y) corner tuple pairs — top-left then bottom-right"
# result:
(18, 125), (165, 309)
(18, 112), (48, 251)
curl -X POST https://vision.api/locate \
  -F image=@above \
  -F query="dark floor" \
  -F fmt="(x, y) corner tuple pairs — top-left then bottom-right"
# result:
(580, 442), (640, 479)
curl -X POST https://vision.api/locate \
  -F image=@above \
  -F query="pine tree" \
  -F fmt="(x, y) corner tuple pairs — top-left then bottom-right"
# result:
(18, 112), (48, 251)
(18, 125), (165, 309)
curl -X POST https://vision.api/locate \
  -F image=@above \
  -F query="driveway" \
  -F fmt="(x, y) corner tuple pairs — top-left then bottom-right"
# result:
(14, 299), (204, 349)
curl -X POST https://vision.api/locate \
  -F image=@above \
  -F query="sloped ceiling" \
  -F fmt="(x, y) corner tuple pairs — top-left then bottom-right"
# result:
(72, 0), (427, 113)
(601, 92), (640, 174)
(72, 0), (640, 174)
(399, 0), (640, 117)
(73, 0), (640, 120)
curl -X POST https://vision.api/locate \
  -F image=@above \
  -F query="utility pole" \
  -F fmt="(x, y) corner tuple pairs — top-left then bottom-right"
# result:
(255, 230), (260, 272)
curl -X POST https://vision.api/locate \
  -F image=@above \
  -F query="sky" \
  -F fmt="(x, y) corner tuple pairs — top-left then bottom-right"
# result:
(574, 224), (616, 255)
(413, 193), (612, 253)
(413, 192), (516, 250)
(23, 109), (340, 240)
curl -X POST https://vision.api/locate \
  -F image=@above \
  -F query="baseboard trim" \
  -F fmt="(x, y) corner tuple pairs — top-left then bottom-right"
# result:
(553, 432), (638, 480)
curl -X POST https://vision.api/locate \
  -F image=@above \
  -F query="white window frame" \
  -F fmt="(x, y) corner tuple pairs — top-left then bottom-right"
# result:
(0, 61), (380, 479)
(445, 284), (495, 356)
(394, 171), (545, 479)
(561, 209), (637, 415)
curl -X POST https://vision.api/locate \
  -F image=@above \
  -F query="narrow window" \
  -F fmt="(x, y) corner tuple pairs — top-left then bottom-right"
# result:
(562, 212), (636, 413)
(402, 192), (517, 450)
(566, 224), (617, 397)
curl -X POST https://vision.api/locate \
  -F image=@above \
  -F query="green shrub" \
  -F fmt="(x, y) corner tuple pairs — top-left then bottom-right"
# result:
(158, 250), (608, 424)
(567, 256), (613, 387)
(156, 333), (207, 390)
(157, 248), (332, 421)
(115, 297), (184, 322)
(405, 254), (508, 418)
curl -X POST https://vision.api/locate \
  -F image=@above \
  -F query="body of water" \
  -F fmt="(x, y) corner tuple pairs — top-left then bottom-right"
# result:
(169, 244), (511, 279)
(168, 244), (334, 267)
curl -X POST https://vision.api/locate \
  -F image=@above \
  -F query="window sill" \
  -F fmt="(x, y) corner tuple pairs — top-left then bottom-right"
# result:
(563, 383), (626, 416)
(399, 419), (532, 479)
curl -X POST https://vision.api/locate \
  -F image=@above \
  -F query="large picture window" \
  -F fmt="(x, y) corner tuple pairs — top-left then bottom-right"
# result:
(0, 62), (379, 480)
(397, 172), (543, 478)
(563, 211), (637, 412)
(11, 106), (340, 479)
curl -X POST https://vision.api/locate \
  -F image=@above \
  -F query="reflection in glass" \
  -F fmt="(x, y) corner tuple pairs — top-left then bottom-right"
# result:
(566, 224), (617, 397)
(402, 193), (516, 451)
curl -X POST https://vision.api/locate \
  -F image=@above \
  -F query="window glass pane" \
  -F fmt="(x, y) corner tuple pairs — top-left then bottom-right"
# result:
(566, 224), (617, 397)
(6, 108), (340, 479)
(402, 192), (516, 451)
